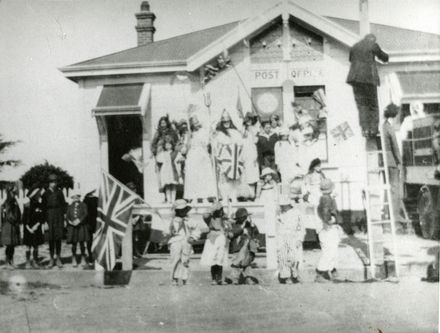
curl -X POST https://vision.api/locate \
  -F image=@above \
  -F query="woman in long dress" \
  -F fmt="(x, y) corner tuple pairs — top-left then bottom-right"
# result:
(241, 113), (260, 200)
(184, 116), (217, 202)
(214, 110), (244, 203)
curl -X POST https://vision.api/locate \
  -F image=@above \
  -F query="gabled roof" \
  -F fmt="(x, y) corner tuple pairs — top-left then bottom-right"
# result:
(68, 21), (241, 69)
(326, 17), (440, 54)
(60, 1), (440, 81)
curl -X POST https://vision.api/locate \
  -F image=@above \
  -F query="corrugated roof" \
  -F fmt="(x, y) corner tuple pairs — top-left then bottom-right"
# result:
(326, 17), (440, 52)
(68, 21), (241, 68)
(64, 16), (440, 71)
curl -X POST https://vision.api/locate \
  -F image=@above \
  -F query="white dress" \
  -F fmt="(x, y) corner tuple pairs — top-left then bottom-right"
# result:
(258, 181), (278, 236)
(155, 150), (177, 188)
(184, 128), (217, 200)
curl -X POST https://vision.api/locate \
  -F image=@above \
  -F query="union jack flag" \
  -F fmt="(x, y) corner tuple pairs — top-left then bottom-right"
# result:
(92, 171), (141, 271)
(217, 144), (244, 180)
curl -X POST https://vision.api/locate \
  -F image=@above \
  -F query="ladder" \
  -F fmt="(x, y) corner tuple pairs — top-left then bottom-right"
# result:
(364, 131), (400, 279)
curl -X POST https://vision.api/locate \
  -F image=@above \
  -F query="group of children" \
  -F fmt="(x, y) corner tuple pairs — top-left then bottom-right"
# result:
(1, 174), (98, 270)
(164, 171), (342, 285)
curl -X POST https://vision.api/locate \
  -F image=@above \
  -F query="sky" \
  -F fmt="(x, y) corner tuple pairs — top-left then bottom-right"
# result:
(0, 0), (439, 186)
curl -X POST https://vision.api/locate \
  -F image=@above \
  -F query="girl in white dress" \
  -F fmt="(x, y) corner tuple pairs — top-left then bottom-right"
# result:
(156, 140), (184, 203)
(184, 116), (217, 202)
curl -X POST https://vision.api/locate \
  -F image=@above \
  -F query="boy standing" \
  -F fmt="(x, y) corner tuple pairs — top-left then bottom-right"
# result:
(315, 179), (343, 282)
(276, 183), (306, 284)
(229, 208), (259, 285)
(166, 199), (201, 286)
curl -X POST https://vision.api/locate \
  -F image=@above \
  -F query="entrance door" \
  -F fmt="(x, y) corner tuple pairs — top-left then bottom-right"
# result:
(106, 115), (144, 197)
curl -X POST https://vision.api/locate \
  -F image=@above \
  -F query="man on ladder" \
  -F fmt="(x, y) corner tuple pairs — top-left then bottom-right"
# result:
(346, 21), (402, 279)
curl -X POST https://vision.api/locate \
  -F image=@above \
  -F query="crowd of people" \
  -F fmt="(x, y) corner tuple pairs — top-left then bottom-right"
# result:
(143, 101), (325, 206)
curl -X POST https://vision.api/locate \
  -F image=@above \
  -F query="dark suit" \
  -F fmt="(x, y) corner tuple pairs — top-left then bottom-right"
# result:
(382, 121), (401, 219)
(347, 37), (389, 136)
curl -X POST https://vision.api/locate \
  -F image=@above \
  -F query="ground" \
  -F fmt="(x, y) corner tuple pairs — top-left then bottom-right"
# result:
(0, 233), (438, 332)
(0, 276), (438, 333)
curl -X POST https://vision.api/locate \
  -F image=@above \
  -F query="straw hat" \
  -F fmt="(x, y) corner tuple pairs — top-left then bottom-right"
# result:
(173, 199), (191, 211)
(260, 167), (276, 179)
(320, 178), (335, 194)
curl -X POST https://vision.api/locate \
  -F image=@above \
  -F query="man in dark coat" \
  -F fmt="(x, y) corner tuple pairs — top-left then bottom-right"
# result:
(42, 174), (66, 268)
(382, 104), (402, 221)
(347, 34), (389, 138)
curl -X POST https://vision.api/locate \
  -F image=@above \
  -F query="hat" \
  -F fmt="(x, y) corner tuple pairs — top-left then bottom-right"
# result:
(48, 174), (57, 182)
(70, 189), (81, 198)
(320, 178), (335, 194)
(279, 128), (289, 137)
(244, 112), (258, 120)
(289, 179), (303, 198)
(221, 109), (231, 122)
(260, 167), (276, 179)
(27, 185), (42, 199)
(210, 201), (223, 214)
(189, 116), (201, 128)
(308, 158), (321, 172)
(278, 194), (292, 206)
(234, 207), (250, 220)
(173, 199), (191, 211)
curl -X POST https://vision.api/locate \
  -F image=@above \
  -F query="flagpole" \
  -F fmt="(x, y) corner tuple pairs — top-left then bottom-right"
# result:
(203, 88), (220, 201)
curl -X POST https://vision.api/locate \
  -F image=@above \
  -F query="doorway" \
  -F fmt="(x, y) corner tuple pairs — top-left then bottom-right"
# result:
(106, 115), (144, 197)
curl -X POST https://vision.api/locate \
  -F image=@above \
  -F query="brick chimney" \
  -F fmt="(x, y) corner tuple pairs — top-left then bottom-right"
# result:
(359, 0), (370, 37)
(135, 1), (156, 46)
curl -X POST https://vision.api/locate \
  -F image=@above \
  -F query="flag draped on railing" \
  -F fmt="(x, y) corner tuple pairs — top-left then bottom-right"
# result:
(92, 171), (142, 271)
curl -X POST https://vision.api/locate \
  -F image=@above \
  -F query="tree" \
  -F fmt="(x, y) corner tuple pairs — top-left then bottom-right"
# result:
(20, 161), (74, 190)
(0, 135), (20, 170)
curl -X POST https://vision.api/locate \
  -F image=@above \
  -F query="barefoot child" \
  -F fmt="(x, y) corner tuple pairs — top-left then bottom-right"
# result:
(276, 182), (306, 284)
(315, 179), (343, 282)
(166, 199), (201, 285)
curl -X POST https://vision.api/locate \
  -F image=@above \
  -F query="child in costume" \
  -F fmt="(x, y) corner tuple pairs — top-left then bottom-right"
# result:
(200, 202), (231, 285)
(257, 168), (279, 238)
(166, 199), (201, 285)
(22, 186), (45, 269)
(315, 179), (343, 282)
(276, 182), (306, 284)
(66, 190), (89, 267)
(156, 139), (184, 203)
(229, 207), (259, 284)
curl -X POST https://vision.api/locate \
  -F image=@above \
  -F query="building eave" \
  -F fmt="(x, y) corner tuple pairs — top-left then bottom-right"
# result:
(59, 62), (187, 83)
